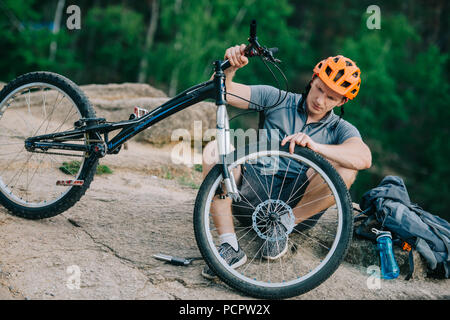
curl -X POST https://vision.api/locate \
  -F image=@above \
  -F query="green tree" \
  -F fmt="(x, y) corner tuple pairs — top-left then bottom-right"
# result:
(0, 0), (81, 81)
(73, 5), (145, 84)
(143, 0), (307, 93)
(341, 14), (450, 219)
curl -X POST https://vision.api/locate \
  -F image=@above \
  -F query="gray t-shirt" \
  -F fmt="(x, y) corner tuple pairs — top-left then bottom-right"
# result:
(247, 85), (362, 178)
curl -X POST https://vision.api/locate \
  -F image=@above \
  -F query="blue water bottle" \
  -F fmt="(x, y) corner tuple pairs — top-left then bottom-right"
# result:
(372, 228), (400, 279)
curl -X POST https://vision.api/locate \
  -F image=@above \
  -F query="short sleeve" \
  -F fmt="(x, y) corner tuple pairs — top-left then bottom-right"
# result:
(333, 120), (362, 144)
(248, 85), (286, 111)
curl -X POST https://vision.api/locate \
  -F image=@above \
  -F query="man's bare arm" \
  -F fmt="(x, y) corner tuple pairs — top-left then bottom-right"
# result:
(282, 134), (372, 171)
(224, 70), (251, 109)
(314, 137), (372, 170)
(210, 44), (251, 109)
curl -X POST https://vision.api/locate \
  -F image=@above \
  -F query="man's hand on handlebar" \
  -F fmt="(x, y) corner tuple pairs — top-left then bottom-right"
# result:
(224, 44), (249, 72)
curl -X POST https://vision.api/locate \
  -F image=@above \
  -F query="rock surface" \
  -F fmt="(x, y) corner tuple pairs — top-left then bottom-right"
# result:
(0, 82), (447, 300)
(0, 141), (448, 300)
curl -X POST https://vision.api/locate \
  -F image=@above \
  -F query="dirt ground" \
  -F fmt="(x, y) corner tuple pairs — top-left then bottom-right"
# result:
(0, 141), (448, 300)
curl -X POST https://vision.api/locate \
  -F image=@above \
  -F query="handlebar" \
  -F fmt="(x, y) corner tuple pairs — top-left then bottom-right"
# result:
(220, 20), (281, 71)
(250, 20), (257, 39)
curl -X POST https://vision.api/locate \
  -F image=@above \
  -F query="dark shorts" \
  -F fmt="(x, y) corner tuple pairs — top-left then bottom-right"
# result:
(232, 162), (325, 231)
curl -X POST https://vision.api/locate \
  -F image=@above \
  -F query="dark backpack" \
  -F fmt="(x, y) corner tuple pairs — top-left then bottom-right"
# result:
(356, 175), (450, 279)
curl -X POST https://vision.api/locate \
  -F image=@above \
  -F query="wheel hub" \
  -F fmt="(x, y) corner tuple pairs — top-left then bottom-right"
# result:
(252, 199), (295, 241)
(268, 212), (279, 222)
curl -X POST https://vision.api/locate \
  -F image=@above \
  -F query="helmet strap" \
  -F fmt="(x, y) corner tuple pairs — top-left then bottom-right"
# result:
(332, 105), (344, 130)
(298, 79), (313, 111)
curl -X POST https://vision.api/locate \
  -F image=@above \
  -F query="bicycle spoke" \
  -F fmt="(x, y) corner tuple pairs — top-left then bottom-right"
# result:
(290, 227), (331, 251)
(284, 170), (316, 205)
(52, 108), (78, 134)
(247, 163), (271, 199)
(239, 171), (265, 204)
(292, 193), (334, 211)
(231, 202), (254, 210)
(6, 153), (33, 191)
(0, 82), (86, 207)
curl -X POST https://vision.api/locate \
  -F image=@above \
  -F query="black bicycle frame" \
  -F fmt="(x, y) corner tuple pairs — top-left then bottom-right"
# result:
(105, 78), (216, 153)
(25, 60), (232, 156)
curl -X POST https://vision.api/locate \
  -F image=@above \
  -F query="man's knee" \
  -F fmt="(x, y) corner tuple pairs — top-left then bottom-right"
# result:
(307, 161), (357, 189)
(335, 166), (358, 189)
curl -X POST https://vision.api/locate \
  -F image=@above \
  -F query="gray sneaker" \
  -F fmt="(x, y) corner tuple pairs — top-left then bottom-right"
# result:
(262, 224), (288, 260)
(202, 243), (247, 280)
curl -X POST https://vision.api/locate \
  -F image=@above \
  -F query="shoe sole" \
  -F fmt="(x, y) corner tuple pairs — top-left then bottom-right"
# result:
(201, 254), (248, 280)
(262, 243), (288, 260)
(230, 254), (247, 269)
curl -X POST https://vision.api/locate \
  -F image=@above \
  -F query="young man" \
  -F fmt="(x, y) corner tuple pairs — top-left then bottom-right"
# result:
(201, 44), (372, 279)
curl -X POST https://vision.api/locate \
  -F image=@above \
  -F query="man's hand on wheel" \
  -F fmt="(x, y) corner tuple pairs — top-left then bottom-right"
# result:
(281, 133), (320, 153)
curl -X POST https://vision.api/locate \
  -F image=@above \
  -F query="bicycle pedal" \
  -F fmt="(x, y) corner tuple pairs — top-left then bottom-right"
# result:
(133, 106), (149, 118)
(56, 180), (84, 186)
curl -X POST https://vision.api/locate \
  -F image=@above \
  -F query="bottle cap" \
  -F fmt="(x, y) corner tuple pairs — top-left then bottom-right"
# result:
(371, 228), (392, 240)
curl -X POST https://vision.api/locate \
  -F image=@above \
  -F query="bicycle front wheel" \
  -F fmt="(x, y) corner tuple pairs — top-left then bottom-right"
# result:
(0, 72), (98, 219)
(194, 144), (353, 299)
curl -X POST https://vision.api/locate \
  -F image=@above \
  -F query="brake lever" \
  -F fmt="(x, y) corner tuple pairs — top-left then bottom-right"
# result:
(262, 47), (282, 63)
(266, 56), (282, 63)
(244, 43), (281, 64)
(244, 43), (258, 58)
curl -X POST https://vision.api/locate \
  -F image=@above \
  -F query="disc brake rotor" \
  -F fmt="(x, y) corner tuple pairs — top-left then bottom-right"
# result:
(252, 199), (295, 241)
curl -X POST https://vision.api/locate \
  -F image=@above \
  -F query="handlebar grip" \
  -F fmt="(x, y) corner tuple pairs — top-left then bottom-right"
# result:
(250, 20), (257, 38)
(221, 59), (231, 70)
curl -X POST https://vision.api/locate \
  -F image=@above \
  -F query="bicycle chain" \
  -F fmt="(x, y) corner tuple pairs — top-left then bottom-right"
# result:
(30, 150), (87, 157)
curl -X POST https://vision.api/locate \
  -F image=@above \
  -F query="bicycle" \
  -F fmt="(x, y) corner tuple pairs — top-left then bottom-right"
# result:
(0, 21), (353, 299)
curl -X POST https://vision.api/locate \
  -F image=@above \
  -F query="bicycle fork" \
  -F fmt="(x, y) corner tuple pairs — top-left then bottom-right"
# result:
(214, 60), (241, 202)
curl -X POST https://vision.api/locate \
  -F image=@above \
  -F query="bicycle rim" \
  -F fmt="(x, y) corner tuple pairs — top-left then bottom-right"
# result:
(0, 83), (88, 208)
(198, 148), (352, 297)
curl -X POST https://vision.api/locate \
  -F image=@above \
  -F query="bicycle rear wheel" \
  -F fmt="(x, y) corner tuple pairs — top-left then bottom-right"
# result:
(0, 72), (98, 219)
(194, 144), (353, 299)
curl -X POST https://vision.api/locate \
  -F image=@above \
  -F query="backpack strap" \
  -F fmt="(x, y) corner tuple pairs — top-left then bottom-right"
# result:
(258, 111), (265, 130)
(355, 214), (378, 242)
(394, 238), (415, 280)
(353, 204), (378, 242)
(405, 249), (414, 280)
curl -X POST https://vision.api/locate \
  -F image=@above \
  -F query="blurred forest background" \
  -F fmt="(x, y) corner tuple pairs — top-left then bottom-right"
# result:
(0, 0), (448, 220)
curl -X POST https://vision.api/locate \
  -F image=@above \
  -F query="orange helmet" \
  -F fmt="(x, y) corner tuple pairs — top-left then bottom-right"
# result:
(313, 55), (361, 100)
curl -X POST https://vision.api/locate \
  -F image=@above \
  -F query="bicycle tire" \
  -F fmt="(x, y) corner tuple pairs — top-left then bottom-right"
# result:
(0, 71), (98, 219)
(194, 144), (353, 299)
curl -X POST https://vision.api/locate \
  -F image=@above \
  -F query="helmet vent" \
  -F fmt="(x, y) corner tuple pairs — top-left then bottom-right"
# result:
(333, 57), (339, 63)
(325, 66), (332, 76)
(345, 61), (353, 66)
(341, 81), (351, 88)
(318, 62), (323, 68)
(352, 71), (359, 78)
(333, 69), (345, 82)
